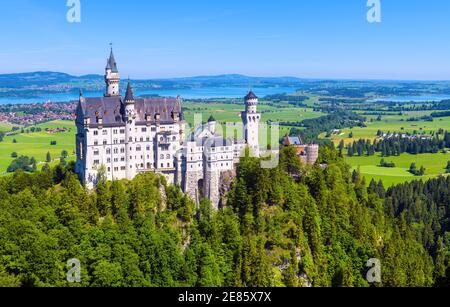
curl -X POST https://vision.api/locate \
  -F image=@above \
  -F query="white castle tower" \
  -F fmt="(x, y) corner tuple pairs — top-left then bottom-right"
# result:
(124, 81), (137, 180)
(243, 91), (261, 156)
(105, 48), (120, 97)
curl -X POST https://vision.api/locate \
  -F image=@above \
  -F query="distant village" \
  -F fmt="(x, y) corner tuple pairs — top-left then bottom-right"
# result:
(0, 101), (76, 126)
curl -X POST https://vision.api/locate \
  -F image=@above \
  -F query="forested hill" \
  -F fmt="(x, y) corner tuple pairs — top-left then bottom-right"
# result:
(0, 147), (448, 287)
(0, 72), (304, 91)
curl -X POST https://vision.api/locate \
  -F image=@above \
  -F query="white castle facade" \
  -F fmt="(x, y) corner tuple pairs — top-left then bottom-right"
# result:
(75, 49), (264, 208)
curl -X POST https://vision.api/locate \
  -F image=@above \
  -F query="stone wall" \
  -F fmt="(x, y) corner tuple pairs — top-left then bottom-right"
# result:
(204, 168), (220, 209)
(184, 170), (203, 206)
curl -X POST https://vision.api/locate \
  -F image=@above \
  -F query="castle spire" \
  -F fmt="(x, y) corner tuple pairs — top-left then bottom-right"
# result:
(107, 45), (119, 73)
(124, 80), (135, 103)
(104, 45), (120, 97)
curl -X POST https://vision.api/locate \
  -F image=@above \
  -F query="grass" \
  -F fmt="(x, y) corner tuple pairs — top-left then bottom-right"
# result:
(0, 120), (76, 174)
(183, 101), (322, 147)
(321, 114), (450, 145)
(183, 101), (324, 126)
(346, 152), (450, 187)
(0, 122), (19, 133)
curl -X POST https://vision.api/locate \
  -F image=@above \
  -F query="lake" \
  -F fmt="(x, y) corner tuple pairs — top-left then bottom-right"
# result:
(0, 86), (298, 105)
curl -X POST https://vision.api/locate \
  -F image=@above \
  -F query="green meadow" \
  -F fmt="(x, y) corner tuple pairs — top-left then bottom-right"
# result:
(183, 101), (323, 125)
(346, 152), (450, 187)
(0, 122), (18, 133)
(322, 113), (450, 145)
(323, 114), (450, 186)
(183, 101), (323, 145)
(0, 120), (76, 174)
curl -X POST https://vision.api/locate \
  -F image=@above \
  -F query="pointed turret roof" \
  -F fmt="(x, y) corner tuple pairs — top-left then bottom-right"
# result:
(245, 90), (258, 100)
(106, 48), (119, 73)
(124, 81), (135, 103)
(208, 115), (216, 122)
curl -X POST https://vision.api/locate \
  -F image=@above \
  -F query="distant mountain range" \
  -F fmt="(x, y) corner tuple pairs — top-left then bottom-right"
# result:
(2, 72), (450, 102)
(0, 72), (305, 91)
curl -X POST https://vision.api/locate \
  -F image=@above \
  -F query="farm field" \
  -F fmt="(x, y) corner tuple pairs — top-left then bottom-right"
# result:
(0, 120), (76, 174)
(183, 101), (323, 145)
(321, 114), (450, 145)
(183, 101), (324, 125)
(0, 122), (18, 133)
(346, 152), (450, 187)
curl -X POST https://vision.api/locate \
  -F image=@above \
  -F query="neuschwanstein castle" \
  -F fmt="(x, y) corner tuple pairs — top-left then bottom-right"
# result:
(75, 49), (317, 207)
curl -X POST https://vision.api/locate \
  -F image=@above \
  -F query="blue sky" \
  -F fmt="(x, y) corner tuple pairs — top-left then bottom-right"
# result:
(0, 0), (449, 80)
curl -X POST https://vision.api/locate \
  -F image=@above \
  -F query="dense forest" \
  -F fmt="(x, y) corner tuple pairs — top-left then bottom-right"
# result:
(0, 147), (448, 287)
(288, 111), (366, 143)
(344, 134), (448, 157)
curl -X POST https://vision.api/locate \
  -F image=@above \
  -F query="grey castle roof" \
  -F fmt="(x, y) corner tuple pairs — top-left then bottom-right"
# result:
(106, 49), (119, 73)
(245, 91), (258, 100)
(79, 95), (182, 127)
(124, 81), (135, 102)
(194, 136), (234, 148)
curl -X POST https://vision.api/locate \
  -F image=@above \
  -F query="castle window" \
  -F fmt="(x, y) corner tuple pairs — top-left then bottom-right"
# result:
(113, 129), (118, 135)
(140, 137), (144, 142)
(107, 158), (111, 163)
(93, 130), (98, 136)
(166, 154), (170, 159)
(114, 167), (119, 172)
(103, 140), (107, 145)
(136, 146), (141, 152)
(160, 154), (164, 159)
(94, 140), (98, 146)
(142, 128), (147, 132)
(94, 150), (99, 156)
(102, 130), (107, 136)
(94, 160), (99, 165)
(120, 129), (125, 134)
(120, 148), (125, 153)
(106, 148), (111, 154)
(146, 146), (151, 151)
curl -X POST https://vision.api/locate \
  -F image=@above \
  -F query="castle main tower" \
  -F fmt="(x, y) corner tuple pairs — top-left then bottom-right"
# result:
(243, 91), (261, 156)
(105, 48), (120, 97)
